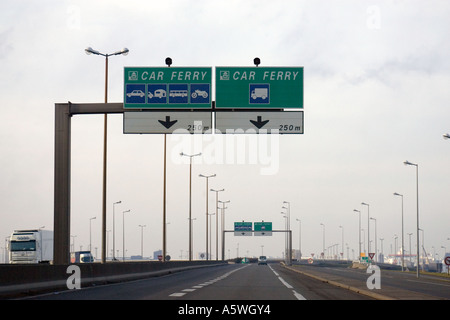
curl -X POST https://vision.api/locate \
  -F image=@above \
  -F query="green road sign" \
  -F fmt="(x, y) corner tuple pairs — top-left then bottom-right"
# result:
(124, 67), (212, 109)
(254, 222), (272, 236)
(234, 222), (252, 236)
(215, 66), (303, 109)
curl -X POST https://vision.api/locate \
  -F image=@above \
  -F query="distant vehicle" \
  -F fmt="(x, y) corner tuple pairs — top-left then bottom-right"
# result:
(191, 89), (208, 99)
(70, 251), (94, 263)
(9, 229), (53, 264)
(127, 90), (145, 98)
(251, 88), (268, 100)
(258, 255), (267, 265)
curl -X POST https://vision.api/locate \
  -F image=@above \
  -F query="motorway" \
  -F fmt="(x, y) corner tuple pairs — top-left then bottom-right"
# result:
(18, 261), (450, 302)
(24, 263), (373, 300)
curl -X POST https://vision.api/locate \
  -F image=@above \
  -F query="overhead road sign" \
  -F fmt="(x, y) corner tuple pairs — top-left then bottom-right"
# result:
(234, 222), (252, 236)
(124, 67), (212, 109)
(123, 111), (212, 134)
(215, 111), (303, 134)
(254, 222), (272, 236)
(215, 66), (303, 109)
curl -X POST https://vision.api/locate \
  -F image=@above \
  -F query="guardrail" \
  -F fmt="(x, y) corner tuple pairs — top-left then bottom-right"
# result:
(0, 260), (226, 299)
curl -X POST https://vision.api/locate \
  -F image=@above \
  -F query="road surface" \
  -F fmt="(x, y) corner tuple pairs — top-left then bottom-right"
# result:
(24, 263), (373, 300)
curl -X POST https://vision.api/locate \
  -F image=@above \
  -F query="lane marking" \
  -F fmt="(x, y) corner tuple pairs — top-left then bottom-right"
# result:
(269, 265), (307, 300)
(169, 292), (186, 297)
(169, 265), (249, 298)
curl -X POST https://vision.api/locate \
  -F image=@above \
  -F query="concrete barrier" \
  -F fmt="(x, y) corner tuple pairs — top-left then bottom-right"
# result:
(0, 260), (227, 298)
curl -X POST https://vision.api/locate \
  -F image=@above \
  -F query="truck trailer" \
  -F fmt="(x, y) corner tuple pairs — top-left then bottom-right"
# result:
(70, 251), (94, 263)
(9, 229), (53, 264)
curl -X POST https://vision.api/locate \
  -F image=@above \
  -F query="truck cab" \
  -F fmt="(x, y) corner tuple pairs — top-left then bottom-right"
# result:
(9, 229), (53, 264)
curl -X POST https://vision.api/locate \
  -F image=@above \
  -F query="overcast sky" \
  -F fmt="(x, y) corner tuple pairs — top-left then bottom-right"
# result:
(1, 0), (450, 261)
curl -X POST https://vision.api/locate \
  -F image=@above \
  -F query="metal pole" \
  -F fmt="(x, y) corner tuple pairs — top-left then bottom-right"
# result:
(199, 174), (215, 260)
(354, 210), (361, 261)
(404, 160), (420, 277)
(122, 210), (130, 261)
(401, 195), (404, 270)
(163, 134), (167, 262)
(101, 55), (108, 264)
(362, 202), (370, 256)
(189, 157), (192, 261)
(416, 164), (420, 278)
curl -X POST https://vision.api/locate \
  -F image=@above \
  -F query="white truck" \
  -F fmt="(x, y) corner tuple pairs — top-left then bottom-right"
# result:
(9, 229), (53, 264)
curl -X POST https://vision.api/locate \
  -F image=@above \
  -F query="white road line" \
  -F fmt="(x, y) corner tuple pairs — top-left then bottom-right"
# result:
(269, 265), (307, 300)
(169, 265), (249, 298)
(169, 292), (186, 297)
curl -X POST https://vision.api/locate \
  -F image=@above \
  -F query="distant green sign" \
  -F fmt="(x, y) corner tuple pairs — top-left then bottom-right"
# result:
(254, 222), (272, 236)
(234, 222), (252, 236)
(124, 67), (212, 109)
(215, 67), (303, 109)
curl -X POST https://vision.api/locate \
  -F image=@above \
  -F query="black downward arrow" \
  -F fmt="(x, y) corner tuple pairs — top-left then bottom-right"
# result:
(158, 116), (178, 129)
(250, 116), (270, 129)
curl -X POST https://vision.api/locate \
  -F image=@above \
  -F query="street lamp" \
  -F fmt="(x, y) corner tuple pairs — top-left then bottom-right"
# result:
(369, 217), (377, 263)
(394, 192), (405, 271)
(404, 160), (420, 278)
(211, 188), (224, 261)
(353, 209), (361, 261)
(199, 173), (216, 260)
(180, 152), (201, 261)
(296, 218), (302, 261)
(122, 209), (131, 261)
(139, 225), (146, 258)
(361, 202), (370, 256)
(89, 217), (96, 252)
(443, 133), (450, 139)
(112, 200), (121, 261)
(85, 46), (129, 264)
(283, 201), (291, 264)
(320, 223), (325, 259)
(219, 200), (230, 260)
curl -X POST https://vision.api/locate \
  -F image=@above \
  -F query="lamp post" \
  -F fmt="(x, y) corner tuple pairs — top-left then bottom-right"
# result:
(112, 200), (121, 261)
(339, 225), (344, 261)
(85, 47), (129, 264)
(208, 212), (215, 259)
(296, 218), (302, 261)
(354, 209), (361, 261)
(139, 225), (146, 258)
(89, 217), (96, 252)
(199, 174), (216, 260)
(361, 202), (370, 257)
(404, 160), (420, 278)
(219, 200), (230, 260)
(370, 217), (377, 263)
(122, 209), (131, 261)
(180, 152), (201, 261)
(320, 223), (325, 259)
(394, 192), (405, 271)
(211, 188), (224, 261)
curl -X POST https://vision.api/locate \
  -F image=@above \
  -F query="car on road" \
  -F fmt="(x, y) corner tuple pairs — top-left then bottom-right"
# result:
(258, 256), (267, 265)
